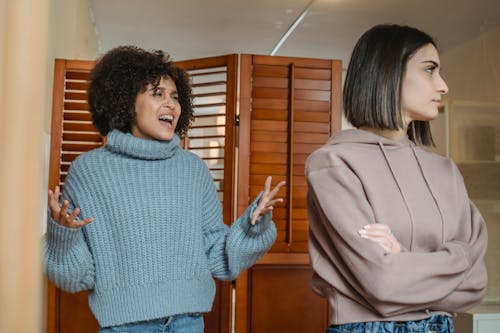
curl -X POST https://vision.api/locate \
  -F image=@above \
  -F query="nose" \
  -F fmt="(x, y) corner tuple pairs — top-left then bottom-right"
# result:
(436, 74), (449, 95)
(162, 94), (175, 108)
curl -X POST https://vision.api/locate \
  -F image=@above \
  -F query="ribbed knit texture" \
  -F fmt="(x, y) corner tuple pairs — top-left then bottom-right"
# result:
(43, 130), (277, 328)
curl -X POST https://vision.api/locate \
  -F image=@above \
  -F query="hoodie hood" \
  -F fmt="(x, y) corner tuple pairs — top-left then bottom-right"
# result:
(326, 128), (414, 148)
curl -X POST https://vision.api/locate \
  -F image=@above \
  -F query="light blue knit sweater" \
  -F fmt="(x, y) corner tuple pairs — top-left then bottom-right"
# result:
(43, 129), (277, 328)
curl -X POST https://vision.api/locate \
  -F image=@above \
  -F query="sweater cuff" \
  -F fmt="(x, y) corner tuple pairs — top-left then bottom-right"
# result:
(47, 216), (83, 251)
(244, 192), (273, 235)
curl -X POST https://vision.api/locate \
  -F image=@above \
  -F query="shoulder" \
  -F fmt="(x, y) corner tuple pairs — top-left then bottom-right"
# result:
(68, 147), (108, 173)
(414, 147), (461, 177)
(306, 142), (350, 174)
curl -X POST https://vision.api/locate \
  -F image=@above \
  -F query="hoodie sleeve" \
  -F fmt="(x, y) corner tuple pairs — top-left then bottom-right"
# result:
(429, 167), (488, 313)
(306, 156), (478, 317)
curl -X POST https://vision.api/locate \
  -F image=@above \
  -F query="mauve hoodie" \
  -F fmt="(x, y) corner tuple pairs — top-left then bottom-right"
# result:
(306, 128), (488, 325)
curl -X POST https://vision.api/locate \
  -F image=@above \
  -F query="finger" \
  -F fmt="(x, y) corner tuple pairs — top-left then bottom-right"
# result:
(48, 191), (59, 213)
(364, 223), (390, 232)
(263, 198), (283, 208)
(358, 228), (390, 238)
(268, 180), (286, 199)
(65, 217), (95, 229)
(69, 207), (80, 220)
(59, 200), (70, 218)
(263, 176), (272, 195)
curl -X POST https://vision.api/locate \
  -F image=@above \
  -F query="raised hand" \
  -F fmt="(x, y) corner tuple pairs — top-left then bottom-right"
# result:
(251, 176), (286, 225)
(358, 223), (401, 255)
(48, 186), (94, 228)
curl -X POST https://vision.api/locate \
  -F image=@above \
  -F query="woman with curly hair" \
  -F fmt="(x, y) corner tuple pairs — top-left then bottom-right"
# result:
(43, 46), (285, 332)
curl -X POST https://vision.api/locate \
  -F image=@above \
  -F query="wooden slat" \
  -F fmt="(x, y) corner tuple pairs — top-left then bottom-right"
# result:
(252, 87), (288, 99)
(294, 100), (330, 112)
(252, 98), (288, 110)
(251, 120), (288, 131)
(294, 89), (330, 101)
(63, 133), (101, 143)
(294, 79), (331, 90)
(295, 67), (331, 80)
(294, 132), (330, 144)
(251, 131), (287, 143)
(191, 81), (226, 88)
(66, 71), (89, 80)
(62, 142), (102, 152)
(65, 92), (87, 100)
(64, 102), (89, 111)
(65, 81), (88, 90)
(250, 142), (287, 153)
(252, 65), (288, 78)
(252, 77), (288, 89)
(294, 110), (330, 123)
(250, 164), (288, 175)
(251, 109), (287, 121)
(251, 152), (287, 164)
(63, 122), (97, 132)
(293, 121), (330, 133)
(63, 111), (93, 121)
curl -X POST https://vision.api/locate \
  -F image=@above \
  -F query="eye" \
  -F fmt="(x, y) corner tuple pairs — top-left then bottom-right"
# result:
(425, 66), (437, 74)
(172, 94), (179, 101)
(152, 90), (163, 98)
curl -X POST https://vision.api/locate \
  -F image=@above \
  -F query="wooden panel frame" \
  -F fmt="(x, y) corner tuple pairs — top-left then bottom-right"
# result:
(235, 54), (342, 333)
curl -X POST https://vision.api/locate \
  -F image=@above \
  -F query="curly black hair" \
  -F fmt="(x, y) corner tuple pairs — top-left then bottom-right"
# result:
(87, 45), (194, 137)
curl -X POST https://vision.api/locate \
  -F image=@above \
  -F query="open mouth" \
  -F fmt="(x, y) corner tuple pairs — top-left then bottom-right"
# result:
(159, 114), (174, 125)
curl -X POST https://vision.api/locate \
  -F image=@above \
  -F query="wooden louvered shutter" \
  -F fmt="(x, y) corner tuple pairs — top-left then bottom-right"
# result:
(46, 59), (100, 333)
(45, 56), (238, 333)
(235, 54), (342, 333)
(175, 55), (238, 333)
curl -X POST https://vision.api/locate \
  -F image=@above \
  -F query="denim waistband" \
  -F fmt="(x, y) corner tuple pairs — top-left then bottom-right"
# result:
(328, 314), (454, 333)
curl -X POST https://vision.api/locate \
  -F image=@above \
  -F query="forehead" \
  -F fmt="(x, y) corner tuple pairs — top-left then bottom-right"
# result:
(157, 76), (177, 89)
(409, 44), (440, 64)
(145, 76), (177, 91)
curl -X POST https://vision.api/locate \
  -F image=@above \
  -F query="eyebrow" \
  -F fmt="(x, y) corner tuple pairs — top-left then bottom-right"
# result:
(422, 60), (440, 67)
(151, 86), (178, 94)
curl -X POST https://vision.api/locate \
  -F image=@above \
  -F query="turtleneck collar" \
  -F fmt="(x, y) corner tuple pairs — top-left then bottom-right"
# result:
(105, 130), (181, 160)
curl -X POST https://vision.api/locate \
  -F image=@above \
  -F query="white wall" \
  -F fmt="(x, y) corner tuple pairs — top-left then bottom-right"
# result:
(441, 25), (500, 103)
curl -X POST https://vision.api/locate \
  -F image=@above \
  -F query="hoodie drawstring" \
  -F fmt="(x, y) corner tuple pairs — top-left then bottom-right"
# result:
(377, 142), (416, 250)
(410, 146), (446, 244)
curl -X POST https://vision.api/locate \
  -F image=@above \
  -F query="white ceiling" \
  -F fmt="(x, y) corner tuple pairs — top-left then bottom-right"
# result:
(89, 0), (500, 67)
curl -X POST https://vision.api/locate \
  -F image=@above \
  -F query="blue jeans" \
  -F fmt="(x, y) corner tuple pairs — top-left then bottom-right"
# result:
(98, 313), (204, 333)
(327, 314), (454, 333)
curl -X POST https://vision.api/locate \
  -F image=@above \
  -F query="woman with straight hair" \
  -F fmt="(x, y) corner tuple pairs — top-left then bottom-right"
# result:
(306, 24), (488, 333)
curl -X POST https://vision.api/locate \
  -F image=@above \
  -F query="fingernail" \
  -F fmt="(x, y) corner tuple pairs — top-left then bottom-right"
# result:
(358, 229), (366, 235)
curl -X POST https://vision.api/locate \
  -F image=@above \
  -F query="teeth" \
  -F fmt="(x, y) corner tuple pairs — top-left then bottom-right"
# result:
(159, 114), (173, 121)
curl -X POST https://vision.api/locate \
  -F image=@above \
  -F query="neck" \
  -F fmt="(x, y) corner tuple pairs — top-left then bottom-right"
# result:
(359, 126), (408, 141)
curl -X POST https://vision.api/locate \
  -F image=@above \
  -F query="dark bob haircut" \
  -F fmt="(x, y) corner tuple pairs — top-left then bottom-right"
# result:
(343, 24), (437, 145)
(87, 45), (194, 137)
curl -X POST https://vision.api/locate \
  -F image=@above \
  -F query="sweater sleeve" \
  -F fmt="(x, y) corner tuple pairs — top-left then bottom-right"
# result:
(201, 168), (276, 281)
(42, 165), (95, 293)
(307, 160), (476, 317)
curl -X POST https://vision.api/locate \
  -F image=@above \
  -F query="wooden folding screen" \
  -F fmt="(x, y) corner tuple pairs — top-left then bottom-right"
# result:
(45, 55), (238, 333)
(235, 54), (342, 333)
(46, 53), (342, 333)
